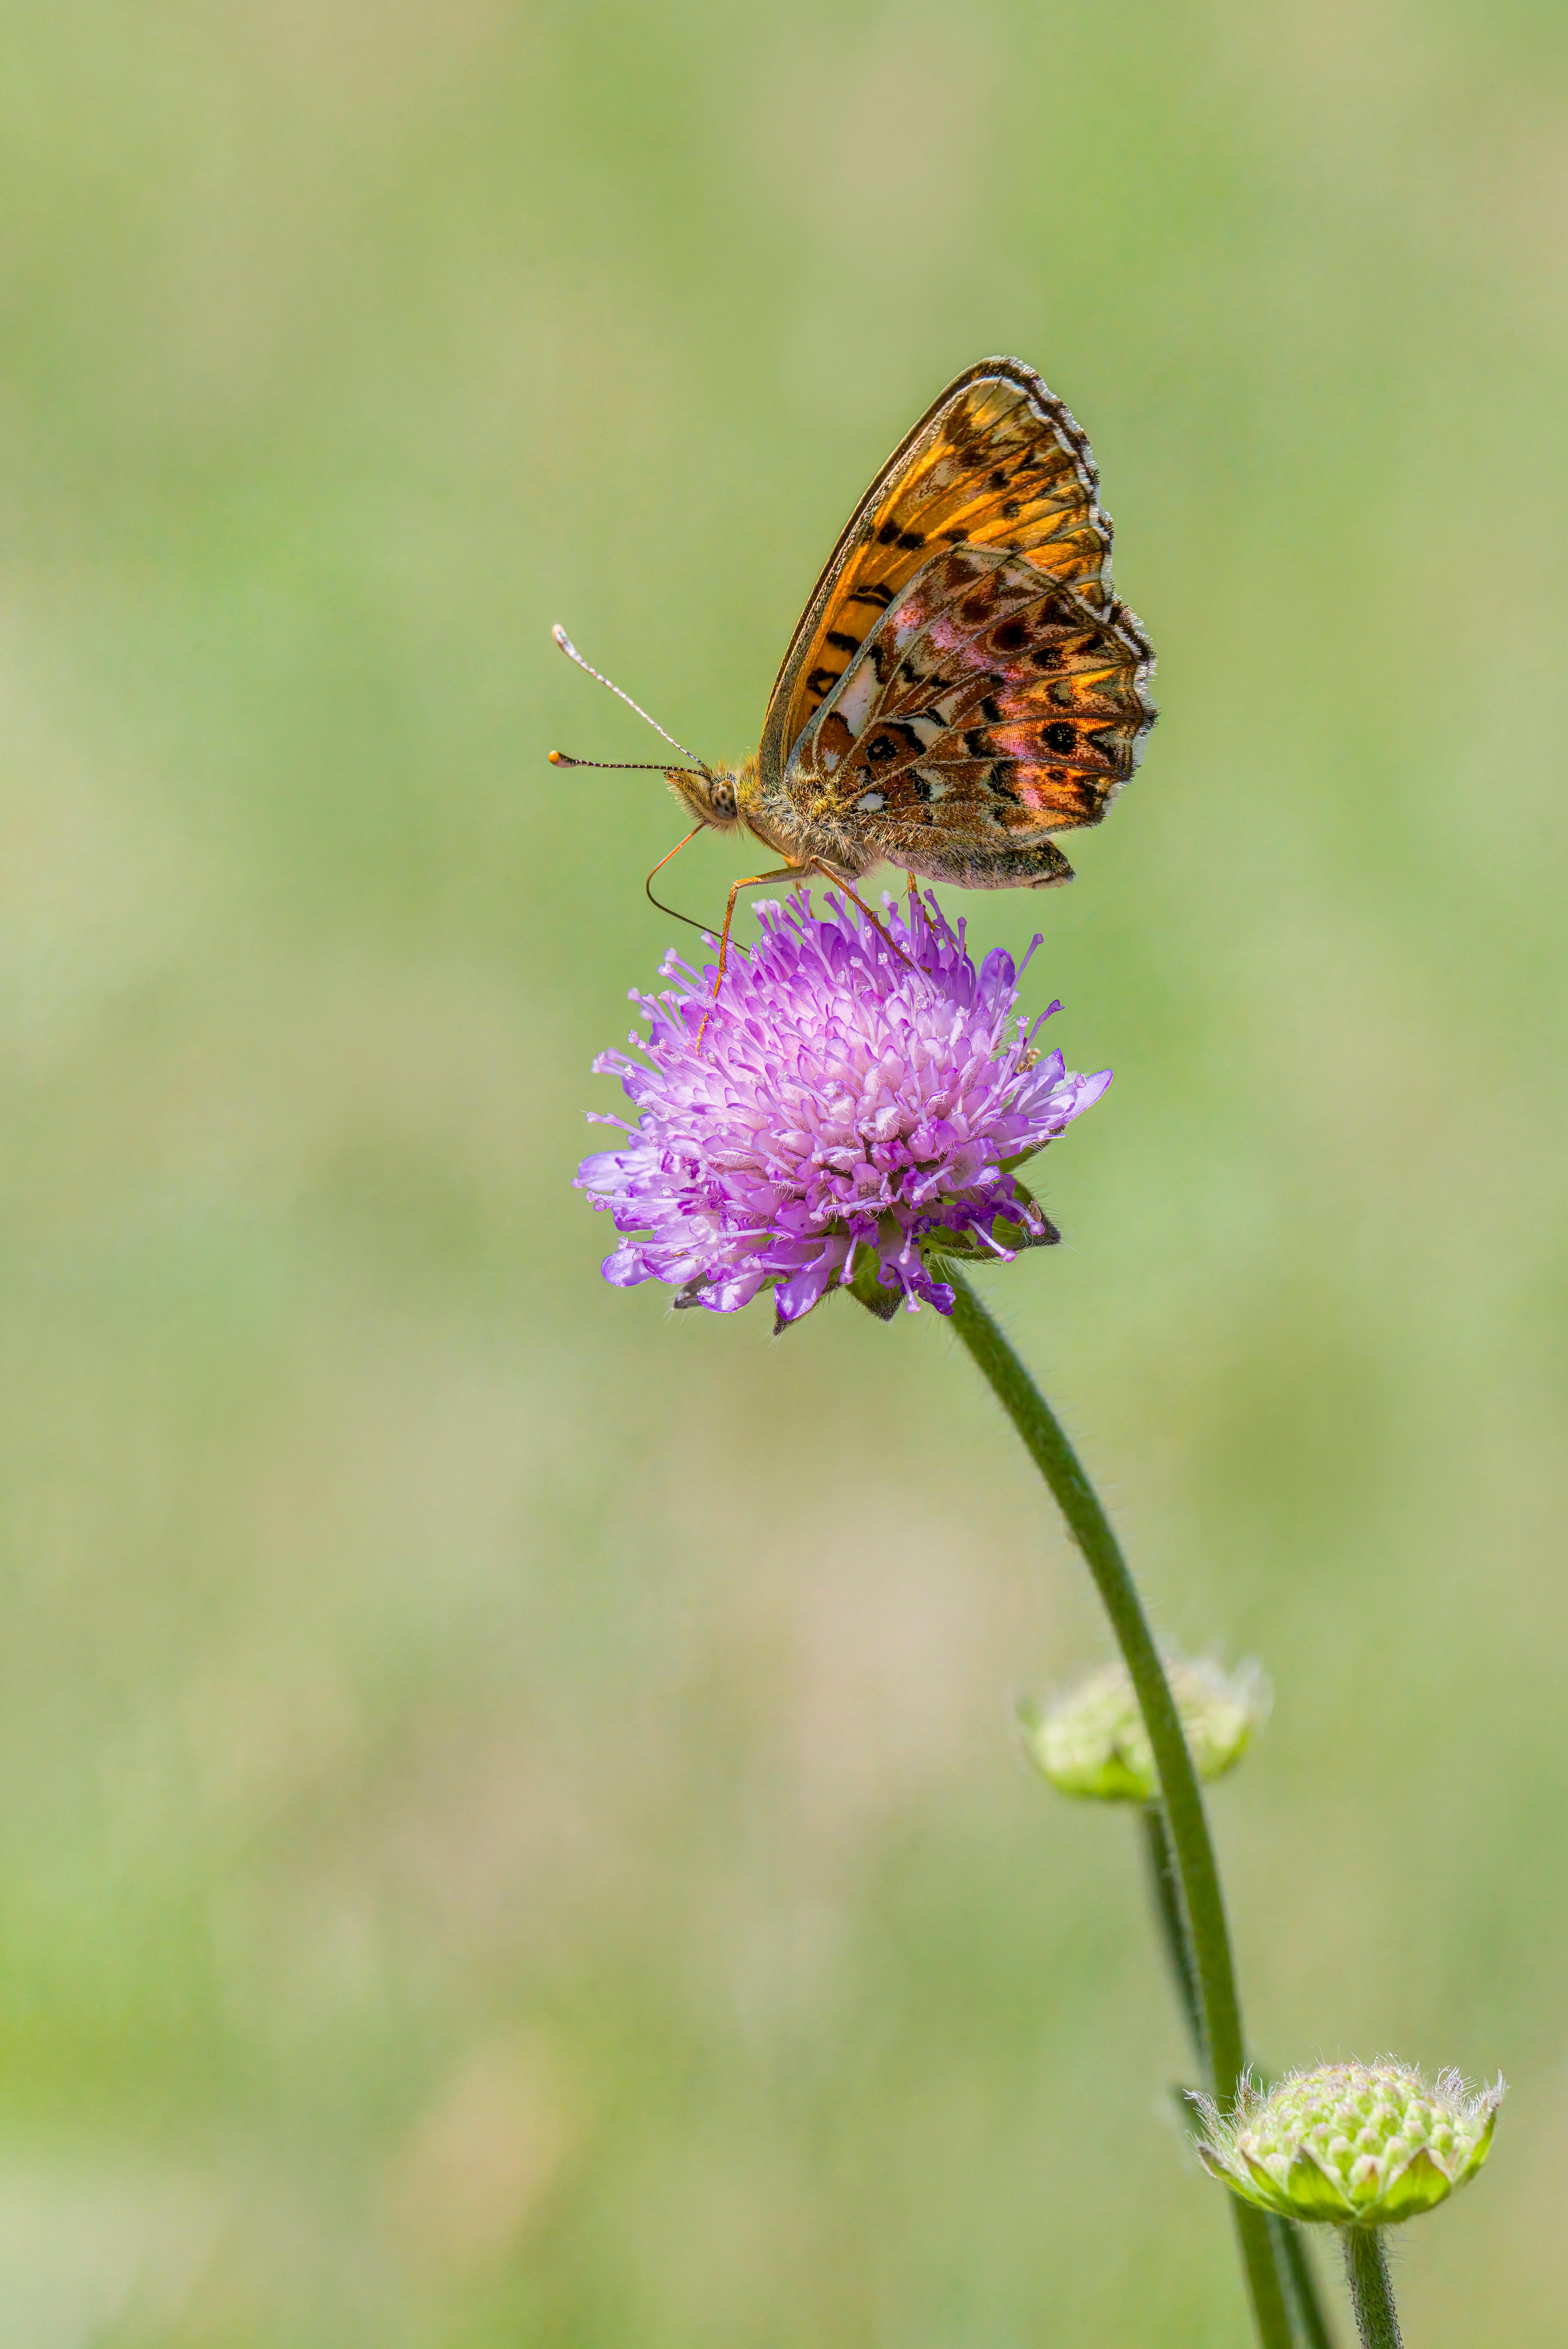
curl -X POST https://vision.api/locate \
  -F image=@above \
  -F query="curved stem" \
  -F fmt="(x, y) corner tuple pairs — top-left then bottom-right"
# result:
(1342, 2230), (1403, 2349)
(944, 1267), (1293, 2349)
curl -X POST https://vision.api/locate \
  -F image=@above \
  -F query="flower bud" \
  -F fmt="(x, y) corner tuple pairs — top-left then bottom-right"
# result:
(1020, 1655), (1269, 1803)
(1192, 2061), (1504, 2228)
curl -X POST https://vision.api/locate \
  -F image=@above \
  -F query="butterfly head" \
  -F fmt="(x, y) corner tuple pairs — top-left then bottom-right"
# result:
(664, 754), (754, 837)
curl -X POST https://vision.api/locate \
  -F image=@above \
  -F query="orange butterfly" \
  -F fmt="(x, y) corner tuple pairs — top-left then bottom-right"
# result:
(552, 355), (1155, 993)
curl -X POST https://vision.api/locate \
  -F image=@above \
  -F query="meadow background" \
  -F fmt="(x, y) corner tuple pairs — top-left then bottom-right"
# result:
(2, 1), (1565, 2342)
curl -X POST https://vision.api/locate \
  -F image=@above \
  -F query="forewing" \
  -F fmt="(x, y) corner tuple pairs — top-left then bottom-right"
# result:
(761, 356), (1124, 780)
(784, 542), (1155, 874)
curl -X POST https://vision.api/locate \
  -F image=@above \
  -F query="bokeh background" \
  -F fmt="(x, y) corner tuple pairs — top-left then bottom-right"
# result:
(2, 1), (1564, 2341)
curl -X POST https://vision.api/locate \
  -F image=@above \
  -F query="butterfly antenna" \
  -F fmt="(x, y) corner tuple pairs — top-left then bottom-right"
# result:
(550, 624), (710, 774)
(548, 753), (707, 776)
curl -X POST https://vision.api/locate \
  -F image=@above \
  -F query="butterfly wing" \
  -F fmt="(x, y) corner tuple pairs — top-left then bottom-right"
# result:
(760, 356), (1138, 779)
(782, 541), (1155, 887)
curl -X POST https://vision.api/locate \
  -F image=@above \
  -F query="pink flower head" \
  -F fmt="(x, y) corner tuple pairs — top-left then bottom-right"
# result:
(575, 889), (1111, 1327)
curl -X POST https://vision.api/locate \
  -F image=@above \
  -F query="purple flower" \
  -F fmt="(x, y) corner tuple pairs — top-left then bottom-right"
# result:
(575, 889), (1111, 1326)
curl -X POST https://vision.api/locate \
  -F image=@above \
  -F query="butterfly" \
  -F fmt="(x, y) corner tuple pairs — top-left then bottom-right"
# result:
(551, 354), (1155, 996)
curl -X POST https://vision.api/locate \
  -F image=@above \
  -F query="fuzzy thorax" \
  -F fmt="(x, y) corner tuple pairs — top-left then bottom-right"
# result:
(664, 753), (874, 879)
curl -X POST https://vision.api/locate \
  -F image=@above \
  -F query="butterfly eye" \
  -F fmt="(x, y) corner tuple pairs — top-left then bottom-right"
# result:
(865, 735), (899, 763)
(1042, 722), (1077, 755)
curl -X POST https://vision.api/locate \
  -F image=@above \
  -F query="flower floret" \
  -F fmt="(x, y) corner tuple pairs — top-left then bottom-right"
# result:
(576, 888), (1110, 1323)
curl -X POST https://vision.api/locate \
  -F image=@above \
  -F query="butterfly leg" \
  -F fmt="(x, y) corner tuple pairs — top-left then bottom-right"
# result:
(696, 860), (916, 1051)
(793, 859), (916, 976)
(695, 863), (810, 1049)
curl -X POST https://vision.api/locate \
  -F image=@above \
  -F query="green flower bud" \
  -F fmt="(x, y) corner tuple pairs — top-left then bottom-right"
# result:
(1192, 2061), (1505, 2229)
(1020, 1655), (1269, 1803)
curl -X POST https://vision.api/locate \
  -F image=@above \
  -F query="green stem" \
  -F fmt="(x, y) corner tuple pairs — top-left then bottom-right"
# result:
(1277, 2221), (1337, 2349)
(1140, 1809), (1338, 2349)
(1139, 1802), (1205, 2056)
(944, 1267), (1293, 2349)
(1342, 2230), (1403, 2349)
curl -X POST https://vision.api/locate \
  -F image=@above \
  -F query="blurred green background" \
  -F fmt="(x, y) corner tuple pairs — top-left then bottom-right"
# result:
(1, 1), (1564, 2341)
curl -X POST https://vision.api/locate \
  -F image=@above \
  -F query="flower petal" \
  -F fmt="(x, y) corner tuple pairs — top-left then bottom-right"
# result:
(577, 890), (1108, 1322)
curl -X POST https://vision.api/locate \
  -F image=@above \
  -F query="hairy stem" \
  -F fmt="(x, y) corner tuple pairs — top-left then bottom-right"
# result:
(1342, 2230), (1403, 2349)
(944, 1267), (1292, 2349)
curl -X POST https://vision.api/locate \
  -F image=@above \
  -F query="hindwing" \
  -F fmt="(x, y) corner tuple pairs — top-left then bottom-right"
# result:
(781, 542), (1155, 881)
